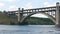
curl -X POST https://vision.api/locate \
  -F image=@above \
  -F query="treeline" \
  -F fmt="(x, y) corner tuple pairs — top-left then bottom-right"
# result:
(0, 11), (55, 25)
(0, 11), (18, 25)
(21, 17), (55, 25)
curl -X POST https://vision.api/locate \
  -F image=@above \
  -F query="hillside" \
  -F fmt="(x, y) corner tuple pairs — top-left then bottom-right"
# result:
(0, 12), (55, 25)
(0, 12), (18, 25)
(21, 17), (55, 25)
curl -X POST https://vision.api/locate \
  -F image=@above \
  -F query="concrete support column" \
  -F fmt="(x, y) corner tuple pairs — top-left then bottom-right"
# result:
(27, 11), (28, 15)
(51, 12), (53, 16)
(18, 8), (20, 22)
(56, 2), (60, 27)
(20, 8), (24, 20)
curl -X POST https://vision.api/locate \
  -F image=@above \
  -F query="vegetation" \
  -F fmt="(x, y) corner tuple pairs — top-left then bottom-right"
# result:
(0, 11), (18, 25)
(0, 11), (55, 25)
(22, 17), (55, 25)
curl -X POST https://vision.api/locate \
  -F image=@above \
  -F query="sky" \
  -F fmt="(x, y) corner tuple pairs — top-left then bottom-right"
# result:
(0, 0), (60, 18)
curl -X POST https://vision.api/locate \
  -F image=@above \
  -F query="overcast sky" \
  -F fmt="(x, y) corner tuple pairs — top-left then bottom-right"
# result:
(0, 0), (60, 18)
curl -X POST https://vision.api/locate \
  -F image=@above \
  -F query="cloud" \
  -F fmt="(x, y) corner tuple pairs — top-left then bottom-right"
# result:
(8, 5), (18, 11)
(0, 3), (4, 8)
(43, 2), (55, 7)
(56, 0), (60, 2)
(8, 3), (32, 11)
(22, 3), (32, 9)
(6, 0), (19, 2)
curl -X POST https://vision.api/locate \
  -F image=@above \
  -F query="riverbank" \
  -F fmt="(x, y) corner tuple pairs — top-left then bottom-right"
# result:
(0, 11), (55, 25)
(0, 11), (18, 25)
(21, 17), (55, 25)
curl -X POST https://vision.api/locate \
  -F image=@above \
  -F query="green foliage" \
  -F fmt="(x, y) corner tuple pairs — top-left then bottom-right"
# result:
(0, 12), (55, 25)
(23, 17), (55, 25)
(10, 21), (15, 25)
(0, 12), (18, 25)
(17, 22), (28, 25)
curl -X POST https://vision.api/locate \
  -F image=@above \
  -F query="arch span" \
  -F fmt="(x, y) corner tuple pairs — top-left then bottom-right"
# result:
(20, 12), (56, 23)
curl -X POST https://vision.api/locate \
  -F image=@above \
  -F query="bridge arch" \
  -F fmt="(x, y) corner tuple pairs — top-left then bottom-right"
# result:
(20, 12), (56, 24)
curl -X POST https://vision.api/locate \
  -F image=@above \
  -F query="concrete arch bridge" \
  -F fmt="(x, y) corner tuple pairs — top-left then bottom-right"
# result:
(8, 2), (60, 26)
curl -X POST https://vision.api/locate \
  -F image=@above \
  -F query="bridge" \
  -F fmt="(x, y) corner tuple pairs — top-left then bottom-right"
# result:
(8, 2), (60, 26)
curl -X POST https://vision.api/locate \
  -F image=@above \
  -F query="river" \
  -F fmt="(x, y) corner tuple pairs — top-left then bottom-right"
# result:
(0, 25), (59, 34)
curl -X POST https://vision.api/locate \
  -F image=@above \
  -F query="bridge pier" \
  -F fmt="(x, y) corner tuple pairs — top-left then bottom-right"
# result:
(20, 8), (24, 20)
(56, 2), (60, 27)
(18, 8), (24, 24)
(18, 8), (20, 23)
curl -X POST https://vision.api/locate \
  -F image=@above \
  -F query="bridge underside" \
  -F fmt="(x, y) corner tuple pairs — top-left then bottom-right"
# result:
(20, 12), (56, 24)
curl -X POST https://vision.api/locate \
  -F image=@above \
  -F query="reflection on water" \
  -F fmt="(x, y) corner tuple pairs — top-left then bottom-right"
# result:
(0, 25), (60, 34)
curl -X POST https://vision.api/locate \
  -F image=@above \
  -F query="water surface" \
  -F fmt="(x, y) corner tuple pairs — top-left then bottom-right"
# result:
(0, 25), (59, 34)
